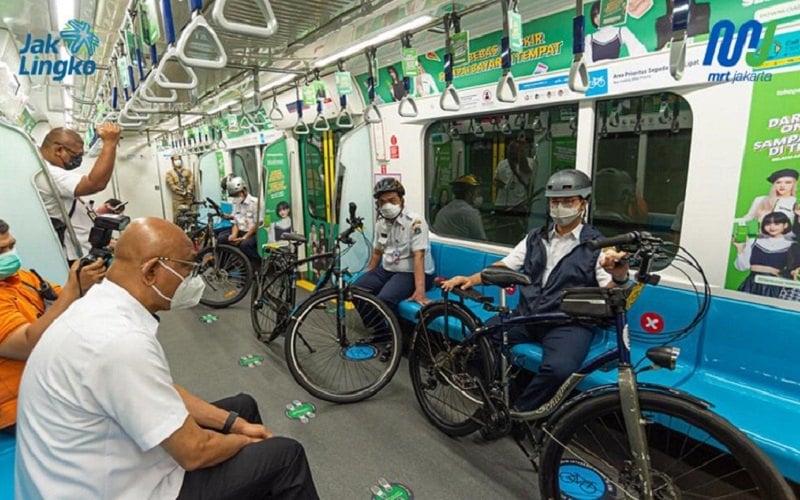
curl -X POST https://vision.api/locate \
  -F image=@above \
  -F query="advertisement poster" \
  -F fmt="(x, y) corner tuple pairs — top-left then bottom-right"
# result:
(726, 71), (800, 302)
(355, 0), (800, 102)
(262, 139), (293, 244)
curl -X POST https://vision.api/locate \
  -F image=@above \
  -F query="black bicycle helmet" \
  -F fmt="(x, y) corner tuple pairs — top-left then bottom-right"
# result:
(545, 169), (592, 199)
(373, 177), (406, 199)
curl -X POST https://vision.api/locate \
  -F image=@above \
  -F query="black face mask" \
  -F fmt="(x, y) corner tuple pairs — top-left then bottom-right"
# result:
(64, 154), (83, 170)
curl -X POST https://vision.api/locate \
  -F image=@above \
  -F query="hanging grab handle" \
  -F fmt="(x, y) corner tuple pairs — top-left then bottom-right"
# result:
(269, 89), (284, 121)
(569, 0), (588, 93)
(211, 0), (278, 38)
(669, 0), (690, 81)
(177, 0), (228, 69)
(140, 76), (178, 103)
(313, 99), (330, 131)
(153, 0), (199, 90)
(293, 81), (309, 135)
(336, 94), (354, 129)
(439, 14), (461, 111)
(364, 49), (382, 124)
(397, 33), (418, 118)
(496, 1), (518, 103)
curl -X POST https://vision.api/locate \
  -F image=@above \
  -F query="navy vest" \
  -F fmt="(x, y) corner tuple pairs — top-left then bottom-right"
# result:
(517, 224), (604, 316)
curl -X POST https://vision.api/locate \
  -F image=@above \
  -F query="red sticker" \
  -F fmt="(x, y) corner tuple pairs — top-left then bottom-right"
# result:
(389, 145), (399, 159)
(640, 312), (664, 334)
(380, 164), (387, 174)
(390, 135), (398, 145)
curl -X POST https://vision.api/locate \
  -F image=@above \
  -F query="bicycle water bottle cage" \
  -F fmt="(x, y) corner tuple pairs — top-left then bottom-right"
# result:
(481, 267), (531, 288)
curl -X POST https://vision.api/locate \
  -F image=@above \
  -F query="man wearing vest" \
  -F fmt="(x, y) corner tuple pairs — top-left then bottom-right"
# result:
(442, 170), (629, 416)
(165, 155), (194, 224)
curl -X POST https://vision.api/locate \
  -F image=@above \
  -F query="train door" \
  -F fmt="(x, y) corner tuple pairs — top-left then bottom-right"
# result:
(197, 150), (226, 223)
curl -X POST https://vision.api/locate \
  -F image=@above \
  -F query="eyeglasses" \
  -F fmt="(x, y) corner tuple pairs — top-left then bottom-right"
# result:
(55, 142), (85, 157)
(548, 197), (582, 208)
(157, 257), (201, 277)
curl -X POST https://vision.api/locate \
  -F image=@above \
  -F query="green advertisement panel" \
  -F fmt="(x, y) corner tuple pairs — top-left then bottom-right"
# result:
(355, 0), (800, 103)
(262, 139), (294, 245)
(726, 71), (800, 302)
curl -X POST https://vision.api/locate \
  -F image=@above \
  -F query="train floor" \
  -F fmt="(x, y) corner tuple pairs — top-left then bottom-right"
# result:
(160, 299), (538, 499)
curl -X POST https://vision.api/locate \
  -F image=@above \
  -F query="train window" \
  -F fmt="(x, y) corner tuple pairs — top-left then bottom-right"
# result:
(591, 93), (692, 243)
(231, 147), (259, 194)
(425, 104), (578, 247)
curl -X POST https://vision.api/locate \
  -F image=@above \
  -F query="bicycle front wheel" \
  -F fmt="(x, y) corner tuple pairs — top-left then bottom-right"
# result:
(539, 391), (794, 499)
(197, 245), (253, 308)
(250, 269), (292, 343)
(285, 288), (401, 403)
(408, 302), (493, 437)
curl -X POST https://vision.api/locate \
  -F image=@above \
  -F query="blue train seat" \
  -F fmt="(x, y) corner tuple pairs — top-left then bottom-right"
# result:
(0, 432), (14, 499)
(398, 241), (800, 483)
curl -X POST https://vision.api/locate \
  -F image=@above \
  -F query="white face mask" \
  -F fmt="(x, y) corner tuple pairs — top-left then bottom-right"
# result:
(550, 204), (583, 226)
(379, 203), (402, 220)
(472, 196), (484, 207)
(173, 160), (183, 168)
(151, 261), (205, 310)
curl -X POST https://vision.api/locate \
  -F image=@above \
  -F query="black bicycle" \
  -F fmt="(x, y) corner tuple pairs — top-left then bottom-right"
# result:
(251, 203), (402, 403)
(410, 231), (794, 499)
(190, 198), (254, 308)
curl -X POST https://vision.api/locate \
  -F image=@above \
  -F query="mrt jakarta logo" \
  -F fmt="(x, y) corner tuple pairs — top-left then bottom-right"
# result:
(18, 19), (99, 81)
(703, 19), (776, 83)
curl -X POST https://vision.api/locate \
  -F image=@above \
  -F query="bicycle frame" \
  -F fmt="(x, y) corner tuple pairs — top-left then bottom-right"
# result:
(438, 282), (656, 496)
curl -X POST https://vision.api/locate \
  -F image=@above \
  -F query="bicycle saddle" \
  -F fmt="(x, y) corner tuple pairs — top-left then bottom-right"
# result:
(280, 232), (308, 244)
(480, 267), (532, 288)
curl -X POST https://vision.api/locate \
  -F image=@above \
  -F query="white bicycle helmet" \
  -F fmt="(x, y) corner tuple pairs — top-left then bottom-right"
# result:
(226, 176), (246, 196)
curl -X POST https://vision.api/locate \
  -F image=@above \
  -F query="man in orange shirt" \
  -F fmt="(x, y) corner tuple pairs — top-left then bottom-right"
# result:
(0, 219), (105, 431)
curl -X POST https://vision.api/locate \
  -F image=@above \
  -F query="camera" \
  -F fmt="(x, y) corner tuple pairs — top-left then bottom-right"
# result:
(80, 214), (131, 267)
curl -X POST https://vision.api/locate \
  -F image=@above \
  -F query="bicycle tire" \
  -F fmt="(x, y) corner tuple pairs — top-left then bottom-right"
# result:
(197, 244), (253, 308)
(539, 391), (795, 500)
(408, 302), (493, 437)
(285, 287), (402, 403)
(250, 268), (292, 343)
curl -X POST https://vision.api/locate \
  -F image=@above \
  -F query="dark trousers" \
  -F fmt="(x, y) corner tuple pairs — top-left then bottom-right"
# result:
(353, 265), (434, 320)
(178, 393), (319, 500)
(219, 230), (259, 261)
(490, 317), (594, 412)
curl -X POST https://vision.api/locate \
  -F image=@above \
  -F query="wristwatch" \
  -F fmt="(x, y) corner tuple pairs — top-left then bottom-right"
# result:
(612, 274), (629, 285)
(221, 411), (239, 434)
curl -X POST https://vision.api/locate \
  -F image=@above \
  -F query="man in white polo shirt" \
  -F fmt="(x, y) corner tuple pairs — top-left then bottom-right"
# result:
(15, 217), (318, 499)
(35, 123), (121, 264)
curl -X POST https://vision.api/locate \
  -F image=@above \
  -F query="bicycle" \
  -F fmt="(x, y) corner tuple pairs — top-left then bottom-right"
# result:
(251, 202), (403, 403)
(409, 231), (795, 499)
(189, 197), (254, 308)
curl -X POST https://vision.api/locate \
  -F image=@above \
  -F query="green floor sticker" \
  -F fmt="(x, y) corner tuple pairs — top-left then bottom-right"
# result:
(370, 478), (413, 500)
(285, 400), (316, 423)
(238, 354), (264, 367)
(199, 314), (219, 323)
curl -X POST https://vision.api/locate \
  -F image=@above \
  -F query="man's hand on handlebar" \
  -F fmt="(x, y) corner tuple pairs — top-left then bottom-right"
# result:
(600, 249), (630, 281)
(440, 275), (476, 292)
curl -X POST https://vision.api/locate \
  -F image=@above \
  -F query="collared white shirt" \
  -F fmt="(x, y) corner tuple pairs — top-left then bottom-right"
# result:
(15, 280), (189, 500)
(374, 210), (435, 274)
(232, 193), (260, 232)
(35, 162), (92, 259)
(500, 224), (613, 287)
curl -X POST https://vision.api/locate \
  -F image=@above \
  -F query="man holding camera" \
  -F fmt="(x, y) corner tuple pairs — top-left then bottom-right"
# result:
(36, 123), (121, 265)
(15, 218), (318, 499)
(0, 218), (105, 432)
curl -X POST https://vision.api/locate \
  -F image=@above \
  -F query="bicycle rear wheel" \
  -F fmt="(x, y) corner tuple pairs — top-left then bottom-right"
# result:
(539, 391), (794, 499)
(250, 268), (292, 343)
(197, 244), (253, 308)
(285, 287), (401, 403)
(408, 302), (493, 437)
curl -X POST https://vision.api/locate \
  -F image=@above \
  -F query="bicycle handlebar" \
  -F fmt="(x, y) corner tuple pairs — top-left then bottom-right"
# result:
(587, 231), (640, 250)
(204, 197), (226, 218)
(338, 201), (364, 245)
(434, 277), (492, 304)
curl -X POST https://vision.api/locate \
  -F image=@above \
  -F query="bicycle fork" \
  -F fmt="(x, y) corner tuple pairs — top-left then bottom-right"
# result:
(618, 365), (655, 499)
